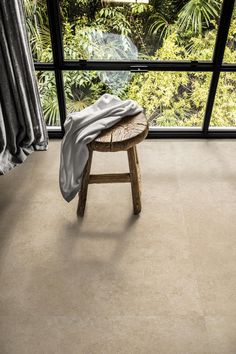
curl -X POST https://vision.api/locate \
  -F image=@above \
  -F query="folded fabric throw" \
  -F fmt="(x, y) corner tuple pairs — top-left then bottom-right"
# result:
(59, 94), (143, 202)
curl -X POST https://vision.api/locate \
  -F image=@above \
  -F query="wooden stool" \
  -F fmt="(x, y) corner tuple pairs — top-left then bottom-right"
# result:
(77, 112), (148, 216)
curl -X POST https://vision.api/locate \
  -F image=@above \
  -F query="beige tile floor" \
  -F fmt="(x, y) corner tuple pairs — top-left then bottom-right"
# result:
(0, 139), (236, 354)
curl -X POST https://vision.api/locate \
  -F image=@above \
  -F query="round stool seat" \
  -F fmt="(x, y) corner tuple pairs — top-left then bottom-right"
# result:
(90, 112), (148, 152)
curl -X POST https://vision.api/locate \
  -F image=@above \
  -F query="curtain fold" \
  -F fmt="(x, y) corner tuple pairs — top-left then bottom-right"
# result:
(0, 0), (48, 175)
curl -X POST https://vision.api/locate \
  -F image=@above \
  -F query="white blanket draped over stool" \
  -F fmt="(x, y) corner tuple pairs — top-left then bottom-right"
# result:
(59, 94), (143, 202)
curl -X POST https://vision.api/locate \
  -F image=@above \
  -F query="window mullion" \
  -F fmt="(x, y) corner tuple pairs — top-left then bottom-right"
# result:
(46, 0), (66, 133)
(202, 0), (235, 133)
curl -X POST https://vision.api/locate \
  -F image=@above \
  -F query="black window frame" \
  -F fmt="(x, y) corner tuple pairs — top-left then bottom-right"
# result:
(34, 0), (236, 139)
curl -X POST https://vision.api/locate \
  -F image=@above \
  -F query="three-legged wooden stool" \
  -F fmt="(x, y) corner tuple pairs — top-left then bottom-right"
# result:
(77, 112), (148, 216)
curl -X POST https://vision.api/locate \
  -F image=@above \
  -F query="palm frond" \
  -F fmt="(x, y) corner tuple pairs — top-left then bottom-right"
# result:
(148, 13), (174, 41)
(178, 0), (221, 35)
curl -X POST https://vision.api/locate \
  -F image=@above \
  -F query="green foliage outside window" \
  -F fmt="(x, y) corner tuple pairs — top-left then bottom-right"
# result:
(24, 0), (236, 127)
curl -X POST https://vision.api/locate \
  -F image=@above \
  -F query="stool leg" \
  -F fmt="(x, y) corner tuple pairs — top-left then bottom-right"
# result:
(77, 149), (93, 217)
(134, 145), (139, 165)
(127, 146), (141, 214)
(134, 145), (141, 182)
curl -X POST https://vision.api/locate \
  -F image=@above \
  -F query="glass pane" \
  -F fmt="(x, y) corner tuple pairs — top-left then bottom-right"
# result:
(60, 0), (222, 61)
(210, 73), (236, 127)
(23, 0), (53, 62)
(223, 5), (236, 63)
(63, 70), (211, 127)
(36, 71), (60, 126)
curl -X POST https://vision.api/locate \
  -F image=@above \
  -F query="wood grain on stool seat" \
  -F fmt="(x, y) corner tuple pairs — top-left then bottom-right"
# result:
(90, 112), (148, 152)
(77, 112), (148, 216)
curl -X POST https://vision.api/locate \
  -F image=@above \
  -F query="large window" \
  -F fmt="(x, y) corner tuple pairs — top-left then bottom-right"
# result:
(61, 0), (222, 62)
(24, 0), (236, 138)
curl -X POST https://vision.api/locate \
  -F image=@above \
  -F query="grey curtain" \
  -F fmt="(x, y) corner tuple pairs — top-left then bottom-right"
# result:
(0, 0), (48, 175)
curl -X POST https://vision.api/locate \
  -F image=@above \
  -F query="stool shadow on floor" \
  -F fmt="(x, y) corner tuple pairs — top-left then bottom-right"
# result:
(58, 212), (140, 266)
(23, 213), (142, 317)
